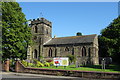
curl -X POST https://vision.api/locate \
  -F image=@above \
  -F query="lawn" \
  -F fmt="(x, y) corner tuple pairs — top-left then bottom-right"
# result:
(37, 64), (120, 73)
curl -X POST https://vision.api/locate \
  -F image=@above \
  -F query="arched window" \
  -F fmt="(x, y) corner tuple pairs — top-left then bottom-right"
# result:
(65, 47), (69, 51)
(34, 49), (37, 59)
(55, 48), (57, 57)
(88, 48), (91, 57)
(35, 26), (37, 33)
(82, 47), (86, 57)
(72, 48), (74, 55)
(48, 48), (52, 57)
(46, 29), (48, 34)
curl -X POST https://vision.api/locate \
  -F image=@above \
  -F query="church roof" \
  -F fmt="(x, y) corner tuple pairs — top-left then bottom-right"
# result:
(44, 34), (97, 46)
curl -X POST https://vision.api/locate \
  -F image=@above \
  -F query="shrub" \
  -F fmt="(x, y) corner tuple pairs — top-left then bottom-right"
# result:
(28, 63), (34, 67)
(44, 62), (50, 67)
(39, 55), (43, 60)
(31, 64), (36, 67)
(32, 59), (45, 67)
(46, 59), (53, 62)
(10, 59), (15, 67)
(33, 59), (38, 64)
(49, 61), (54, 66)
(67, 55), (76, 63)
(21, 60), (28, 67)
(36, 61), (44, 67)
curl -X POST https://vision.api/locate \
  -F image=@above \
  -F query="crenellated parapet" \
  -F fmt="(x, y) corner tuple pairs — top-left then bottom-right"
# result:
(29, 17), (52, 27)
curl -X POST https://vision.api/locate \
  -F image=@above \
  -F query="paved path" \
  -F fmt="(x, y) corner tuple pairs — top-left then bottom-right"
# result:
(1, 72), (111, 80)
(2, 72), (79, 78)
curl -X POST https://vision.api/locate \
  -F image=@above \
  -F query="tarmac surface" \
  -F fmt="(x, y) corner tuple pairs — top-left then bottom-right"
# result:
(1, 72), (116, 80)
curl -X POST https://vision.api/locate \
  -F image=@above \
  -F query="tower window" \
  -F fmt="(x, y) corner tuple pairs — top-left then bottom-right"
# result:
(46, 29), (48, 34)
(35, 26), (37, 33)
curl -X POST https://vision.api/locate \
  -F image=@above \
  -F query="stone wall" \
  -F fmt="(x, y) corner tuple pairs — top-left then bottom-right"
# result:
(15, 60), (120, 79)
(43, 44), (99, 65)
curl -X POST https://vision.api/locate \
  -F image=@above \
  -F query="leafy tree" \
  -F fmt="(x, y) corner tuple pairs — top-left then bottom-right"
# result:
(99, 16), (120, 64)
(0, 3), (2, 61)
(2, 2), (32, 60)
(76, 32), (82, 36)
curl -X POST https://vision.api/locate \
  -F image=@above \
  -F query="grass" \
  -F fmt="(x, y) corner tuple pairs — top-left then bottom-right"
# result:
(36, 64), (120, 73)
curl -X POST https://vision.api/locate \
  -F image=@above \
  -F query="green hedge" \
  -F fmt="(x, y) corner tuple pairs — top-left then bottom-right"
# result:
(44, 62), (50, 67)
(21, 60), (34, 67)
(36, 61), (44, 67)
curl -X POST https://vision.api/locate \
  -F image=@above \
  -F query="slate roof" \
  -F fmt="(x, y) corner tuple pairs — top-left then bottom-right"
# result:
(44, 34), (97, 46)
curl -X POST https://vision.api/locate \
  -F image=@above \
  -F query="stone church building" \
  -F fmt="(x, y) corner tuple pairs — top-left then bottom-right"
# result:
(27, 17), (99, 65)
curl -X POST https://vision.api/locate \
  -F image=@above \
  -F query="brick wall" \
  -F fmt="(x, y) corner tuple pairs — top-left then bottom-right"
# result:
(3, 59), (10, 72)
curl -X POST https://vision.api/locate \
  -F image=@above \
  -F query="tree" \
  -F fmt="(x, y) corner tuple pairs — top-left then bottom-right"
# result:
(2, 2), (32, 60)
(99, 16), (120, 64)
(76, 32), (82, 36)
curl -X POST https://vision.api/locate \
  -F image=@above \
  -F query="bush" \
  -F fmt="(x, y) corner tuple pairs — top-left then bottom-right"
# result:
(67, 55), (76, 63)
(44, 62), (50, 67)
(21, 60), (28, 67)
(31, 64), (36, 67)
(49, 61), (54, 66)
(32, 59), (44, 67)
(10, 59), (15, 66)
(46, 59), (53, 62)
(33, 59), (38, 64)
(28, 63), (34, 67)
(21, 60), (36, 67)
(36, 61), (44, 67)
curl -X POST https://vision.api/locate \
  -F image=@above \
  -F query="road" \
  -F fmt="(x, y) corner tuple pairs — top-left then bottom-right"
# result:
(1, 72), (112, 80)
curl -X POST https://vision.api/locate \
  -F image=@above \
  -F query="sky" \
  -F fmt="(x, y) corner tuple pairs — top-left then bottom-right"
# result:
(17, 0), (120, 2)
(18, 2), (118, 37)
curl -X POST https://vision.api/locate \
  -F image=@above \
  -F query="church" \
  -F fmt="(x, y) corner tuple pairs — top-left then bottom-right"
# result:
(27, 17), (99, 65)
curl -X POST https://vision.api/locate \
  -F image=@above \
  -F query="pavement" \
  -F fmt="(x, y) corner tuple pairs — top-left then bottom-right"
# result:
(1, 71), (79, 79)
(1, 72), (113, 80)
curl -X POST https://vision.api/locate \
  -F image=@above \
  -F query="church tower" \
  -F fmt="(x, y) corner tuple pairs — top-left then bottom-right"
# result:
(27, 17), (52, 60)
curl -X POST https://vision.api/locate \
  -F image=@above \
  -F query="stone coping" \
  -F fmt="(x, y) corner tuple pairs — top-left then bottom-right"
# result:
(25, 67), (120, 75)
(19, 61), (120, 75)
